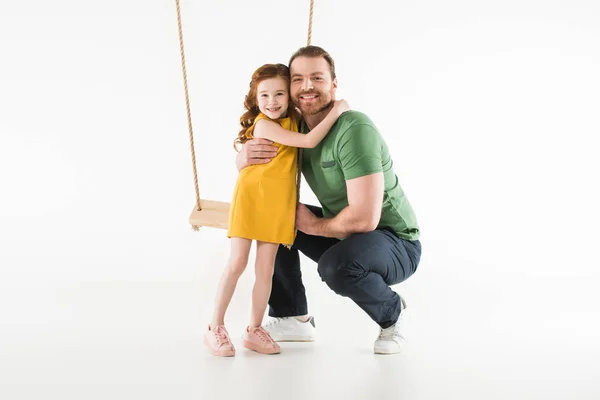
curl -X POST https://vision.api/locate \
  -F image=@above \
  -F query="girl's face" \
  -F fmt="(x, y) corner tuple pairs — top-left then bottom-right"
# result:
(256, 77), (289, 120)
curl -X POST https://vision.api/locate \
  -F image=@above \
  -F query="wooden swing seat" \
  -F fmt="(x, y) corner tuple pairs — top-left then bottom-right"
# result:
(189, 200), (230, 230)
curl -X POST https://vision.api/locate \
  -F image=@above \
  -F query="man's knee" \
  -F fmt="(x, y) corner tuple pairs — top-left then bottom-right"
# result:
(317, 253), (362, 296)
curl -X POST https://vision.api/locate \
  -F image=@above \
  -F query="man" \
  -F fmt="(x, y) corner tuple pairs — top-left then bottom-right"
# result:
(235, 46), (421, 354)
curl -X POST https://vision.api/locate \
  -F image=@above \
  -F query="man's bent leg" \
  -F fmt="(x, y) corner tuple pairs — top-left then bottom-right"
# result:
(267, 205), (339, 317)
(317, 228), (421, 328)
(265, 206), (339, 341)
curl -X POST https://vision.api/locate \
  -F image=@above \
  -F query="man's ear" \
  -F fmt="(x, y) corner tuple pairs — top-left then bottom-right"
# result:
(331, 78), (338, 97)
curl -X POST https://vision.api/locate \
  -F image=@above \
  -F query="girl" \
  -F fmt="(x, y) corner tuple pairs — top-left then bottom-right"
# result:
(204, 63), (349, 356)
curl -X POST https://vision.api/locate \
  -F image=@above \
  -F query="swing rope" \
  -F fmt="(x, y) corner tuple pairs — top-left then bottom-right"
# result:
(307, 0), (314, 45)
(174, 0), (201, 212)
(295, 0), (315, 212)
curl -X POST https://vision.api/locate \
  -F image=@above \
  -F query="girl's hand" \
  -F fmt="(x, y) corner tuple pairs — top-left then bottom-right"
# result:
(333, 99), (350, 117)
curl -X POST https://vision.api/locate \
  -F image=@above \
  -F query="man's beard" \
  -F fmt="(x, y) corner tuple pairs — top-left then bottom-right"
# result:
(294, 90), (334, 116)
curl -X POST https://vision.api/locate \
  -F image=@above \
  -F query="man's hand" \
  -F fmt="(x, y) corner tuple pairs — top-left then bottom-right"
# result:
(295, 203), (319, 234)
(236, 138), (278, 171)
(295, 173), (384, 238)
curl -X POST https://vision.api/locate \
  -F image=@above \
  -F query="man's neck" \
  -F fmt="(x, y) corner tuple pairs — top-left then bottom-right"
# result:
(304, 104), (334, 130)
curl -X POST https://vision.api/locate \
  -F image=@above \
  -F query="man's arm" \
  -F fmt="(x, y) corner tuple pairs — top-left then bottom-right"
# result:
(295, 117), (386, 238)
(296, 172), (384, 238)
(235, 138), (278, 171)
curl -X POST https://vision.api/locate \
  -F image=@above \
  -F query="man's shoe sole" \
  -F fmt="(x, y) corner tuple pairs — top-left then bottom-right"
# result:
(271, 335), (315, 342)
(374, 346), (403, 355)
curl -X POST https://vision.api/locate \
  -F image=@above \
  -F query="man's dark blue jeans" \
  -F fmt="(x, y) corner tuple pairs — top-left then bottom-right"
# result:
(268, 205), (422, 329)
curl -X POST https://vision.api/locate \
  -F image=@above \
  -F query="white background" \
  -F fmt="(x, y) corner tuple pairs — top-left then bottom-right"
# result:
(1, 0), (599, 399)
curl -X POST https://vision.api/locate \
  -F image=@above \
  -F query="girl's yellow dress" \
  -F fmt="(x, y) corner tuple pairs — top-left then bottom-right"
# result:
(227, 112), (299, 246)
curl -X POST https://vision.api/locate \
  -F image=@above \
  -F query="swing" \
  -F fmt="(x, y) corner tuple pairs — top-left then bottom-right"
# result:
(174, 0), (315, 231)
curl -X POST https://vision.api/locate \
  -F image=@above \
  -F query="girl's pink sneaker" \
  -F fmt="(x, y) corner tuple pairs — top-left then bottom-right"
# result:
(242, 326), (281, 354)
(204, 325), (235, 357)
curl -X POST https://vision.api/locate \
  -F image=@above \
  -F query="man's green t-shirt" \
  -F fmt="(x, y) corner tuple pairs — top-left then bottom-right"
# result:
(300, 111), (420, 241)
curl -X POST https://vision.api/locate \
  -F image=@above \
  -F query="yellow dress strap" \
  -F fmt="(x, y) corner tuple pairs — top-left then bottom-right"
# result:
(245, 113), (270, 139)
(280, 111), (298, 132)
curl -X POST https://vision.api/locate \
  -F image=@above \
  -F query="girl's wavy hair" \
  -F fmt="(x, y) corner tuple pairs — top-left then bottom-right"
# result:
(233, 63), (297, 151)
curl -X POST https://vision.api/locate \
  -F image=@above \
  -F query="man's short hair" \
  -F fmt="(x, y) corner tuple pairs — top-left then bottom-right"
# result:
(288, 45), (336, 80)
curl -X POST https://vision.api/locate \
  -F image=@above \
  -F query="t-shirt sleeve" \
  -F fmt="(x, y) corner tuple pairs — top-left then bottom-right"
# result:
(337, 124), (383, 180)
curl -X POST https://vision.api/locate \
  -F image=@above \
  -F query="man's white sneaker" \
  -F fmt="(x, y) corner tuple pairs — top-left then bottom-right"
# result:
(374, 298), (407, 354)
(262, 316), (316, 342)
